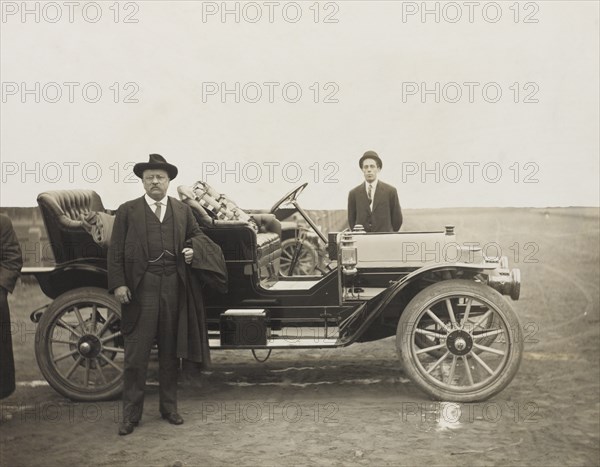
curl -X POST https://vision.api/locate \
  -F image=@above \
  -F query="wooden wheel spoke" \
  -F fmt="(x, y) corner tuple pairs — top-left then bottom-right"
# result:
(470, 351), (495, 376)
(97, 312), (115, 337)
(415, 328), (446, 339)
(50, 338), (74, 345)
(103, 346), (124, 353)
(446, 355), (458, 384)
(472, 329), (504, 340)
(471, 309), (492, 330)
(53, 348), (79, 363)
(462, 355), (474, 385)
(415, 343), (446, 355)
(98, 353), (124, 374)
(460, 298), (473, 329)
(426, 309), (451, 333)
(73, 306), (86, 332)
(65, 356), (83, 379)
(445, 299), (458, 328)
(95, 359), (107, 385)
(426, 350), (450, 374)
(57, 319), (82, 338)
(91, 304), (98, 333)
(83, 359), (90, 387)
(99, 331), (122, 343)
(473, 343), (506, 356)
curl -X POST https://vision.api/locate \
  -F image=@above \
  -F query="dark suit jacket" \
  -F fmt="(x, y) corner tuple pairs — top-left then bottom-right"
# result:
(108, 196), (218, 336)
(347, 180), (402, 232)
(0, 214), (23, 293)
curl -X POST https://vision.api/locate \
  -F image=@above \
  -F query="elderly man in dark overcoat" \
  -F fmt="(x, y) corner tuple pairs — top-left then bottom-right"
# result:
(0, 213), (23, 399)
(108, 154), (225, 436)
(348, 151), (403, 232)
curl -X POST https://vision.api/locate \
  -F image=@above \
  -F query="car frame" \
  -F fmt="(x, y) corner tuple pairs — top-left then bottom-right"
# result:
(25, 183), (523, 403)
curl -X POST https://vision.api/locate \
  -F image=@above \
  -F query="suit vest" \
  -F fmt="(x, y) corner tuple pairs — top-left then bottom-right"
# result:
(145, 201), (177, 274)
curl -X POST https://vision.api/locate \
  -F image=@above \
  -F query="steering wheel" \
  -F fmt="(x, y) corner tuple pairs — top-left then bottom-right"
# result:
(270, 183), (308, 214)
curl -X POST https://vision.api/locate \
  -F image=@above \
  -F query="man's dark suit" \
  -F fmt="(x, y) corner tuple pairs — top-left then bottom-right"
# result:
(348, 181), (402, 232)
(108, 196), (208, 422)
(0, 214), (23, 399)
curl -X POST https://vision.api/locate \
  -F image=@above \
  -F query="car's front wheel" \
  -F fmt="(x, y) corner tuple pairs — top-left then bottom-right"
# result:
(396, 279), (523, 402)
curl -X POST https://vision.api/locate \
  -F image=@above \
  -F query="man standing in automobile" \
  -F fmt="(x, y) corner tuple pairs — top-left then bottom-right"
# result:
(348, 150), (402, 232)
(108, 154), (222, 436)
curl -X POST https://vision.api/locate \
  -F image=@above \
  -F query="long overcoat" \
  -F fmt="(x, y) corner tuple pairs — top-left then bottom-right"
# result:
(108, 197), (226, 364)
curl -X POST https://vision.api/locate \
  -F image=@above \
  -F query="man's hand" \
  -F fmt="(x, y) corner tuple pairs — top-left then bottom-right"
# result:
(182, 247), (194, 264)
(114, 286), (131, 305)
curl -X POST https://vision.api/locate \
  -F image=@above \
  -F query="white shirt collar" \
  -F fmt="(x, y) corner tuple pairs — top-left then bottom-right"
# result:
(144, 194), (168, 207)
(365, 179), (378, 191)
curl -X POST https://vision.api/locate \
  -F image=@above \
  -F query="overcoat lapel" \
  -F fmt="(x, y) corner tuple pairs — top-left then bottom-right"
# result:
(130, 197), (148, 259)
(169, 197), (187, 251)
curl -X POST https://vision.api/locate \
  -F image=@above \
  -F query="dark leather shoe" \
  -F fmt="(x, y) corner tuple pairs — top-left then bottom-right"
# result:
(118, 422), (136, 435)
(161, 412), (184, 425)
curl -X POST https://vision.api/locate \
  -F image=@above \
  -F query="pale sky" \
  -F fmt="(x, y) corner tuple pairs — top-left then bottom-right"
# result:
(1, 0), (598, 209)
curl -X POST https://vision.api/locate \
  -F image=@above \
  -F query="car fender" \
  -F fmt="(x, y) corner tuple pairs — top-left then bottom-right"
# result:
(340, 262), (499, 345)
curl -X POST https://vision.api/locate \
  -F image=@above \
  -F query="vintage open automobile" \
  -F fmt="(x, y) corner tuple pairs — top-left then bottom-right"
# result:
(24, 183), (523, 403)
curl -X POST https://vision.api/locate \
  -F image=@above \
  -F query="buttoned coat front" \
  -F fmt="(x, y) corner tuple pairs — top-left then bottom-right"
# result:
(348, 180), (403, 232)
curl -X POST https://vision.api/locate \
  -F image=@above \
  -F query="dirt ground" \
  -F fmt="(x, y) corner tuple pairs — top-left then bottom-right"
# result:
(1, 208), (599, 467)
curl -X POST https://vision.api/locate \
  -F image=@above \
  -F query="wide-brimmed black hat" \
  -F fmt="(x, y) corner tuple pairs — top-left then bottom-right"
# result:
(359, 150), (382, 169)
(133, 153), (178, 180)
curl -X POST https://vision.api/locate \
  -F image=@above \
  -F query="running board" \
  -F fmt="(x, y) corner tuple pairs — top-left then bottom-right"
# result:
(209, 325), (341, 349)
(208, 337), (340, 349)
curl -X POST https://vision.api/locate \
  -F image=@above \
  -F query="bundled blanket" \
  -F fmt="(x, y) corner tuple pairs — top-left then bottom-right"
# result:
(81, 211), (115, 247)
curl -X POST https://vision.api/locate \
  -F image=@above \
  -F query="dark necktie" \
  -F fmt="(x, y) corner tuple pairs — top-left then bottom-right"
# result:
(367, 184), (373, 203)
(154, 202), (162, 221)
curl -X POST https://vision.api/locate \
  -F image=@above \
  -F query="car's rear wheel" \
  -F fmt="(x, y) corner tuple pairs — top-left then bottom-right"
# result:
(35, 287), (124, 401)
(396, 280), (523, 402)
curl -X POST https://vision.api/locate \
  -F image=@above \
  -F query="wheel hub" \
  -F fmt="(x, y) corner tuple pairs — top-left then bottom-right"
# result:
(77, 335), (102, 358)
(446, 330), (473, 356)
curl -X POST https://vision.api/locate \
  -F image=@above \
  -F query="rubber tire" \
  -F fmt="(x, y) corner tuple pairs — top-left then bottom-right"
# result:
(35, 287), (123, 401)
(396, 280), (523, 402)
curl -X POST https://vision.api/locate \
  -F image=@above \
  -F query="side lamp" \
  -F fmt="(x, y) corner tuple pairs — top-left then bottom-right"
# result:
(340, 233), (358, 276)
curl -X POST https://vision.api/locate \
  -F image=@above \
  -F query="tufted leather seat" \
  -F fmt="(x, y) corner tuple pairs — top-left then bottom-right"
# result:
(251, 213), (282, 274)
(37, 190), (108, 263)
